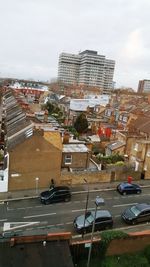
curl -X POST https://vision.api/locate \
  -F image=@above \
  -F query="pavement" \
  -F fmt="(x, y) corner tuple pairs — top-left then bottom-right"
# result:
(1, 179), (150, 202)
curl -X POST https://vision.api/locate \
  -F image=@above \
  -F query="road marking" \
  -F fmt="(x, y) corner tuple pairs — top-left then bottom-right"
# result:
(66, 222), (72, 225)
(7, 208), (14, 211)
(18, 207), (25, 210)
(114, 215), (121, 218)
(3, 222), (39, 231)
(72, 207), (95, 212)
(113, 203), (138, 208)
(72, 208), (85, 212)
(23, 212), (56, 219)
(0, 202), (4, 205)
(0, 219), (7, 222)
(56, 223), (64, 226)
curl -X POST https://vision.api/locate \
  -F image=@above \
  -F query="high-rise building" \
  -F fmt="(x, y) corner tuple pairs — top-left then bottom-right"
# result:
(138, 80), (150, 93)
(58, 50), (115, 93)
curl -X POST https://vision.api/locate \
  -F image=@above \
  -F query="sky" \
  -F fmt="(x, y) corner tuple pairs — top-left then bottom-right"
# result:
(0, 0), (150, 90)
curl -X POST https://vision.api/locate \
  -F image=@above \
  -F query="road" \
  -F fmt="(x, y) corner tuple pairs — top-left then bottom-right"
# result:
(1, 187), (150, 237)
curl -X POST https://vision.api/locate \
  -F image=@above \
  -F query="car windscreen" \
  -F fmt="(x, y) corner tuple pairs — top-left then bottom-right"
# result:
(130, 206), (141, 216)
(86, 213), (94, 224)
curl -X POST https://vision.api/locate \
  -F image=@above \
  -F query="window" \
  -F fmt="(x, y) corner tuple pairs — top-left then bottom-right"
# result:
(134, 143), (139, 151)
(65, 154), (72, 164)
(0, 175), (4, 181)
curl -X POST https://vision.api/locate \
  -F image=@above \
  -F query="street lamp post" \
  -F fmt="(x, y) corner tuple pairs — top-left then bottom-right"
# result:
(35, 177), (39, 195)
(87, 196), (105, 267)
(82, 178), (89, 238)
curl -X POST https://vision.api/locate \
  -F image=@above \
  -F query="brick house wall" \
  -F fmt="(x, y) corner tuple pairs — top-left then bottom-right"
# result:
(61, 152), (91, 169)
(8, 131), (62, 191)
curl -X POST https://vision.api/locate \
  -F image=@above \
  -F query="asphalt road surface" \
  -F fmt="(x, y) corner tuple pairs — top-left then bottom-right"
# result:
(1, 187), (150, 237)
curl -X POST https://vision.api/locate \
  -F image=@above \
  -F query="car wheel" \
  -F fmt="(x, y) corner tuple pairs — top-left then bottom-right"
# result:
(45, 200), (49, 205)
(122, 191), (127, 196)
(82, 228), (87, 235)
(137, 190), (141, 194)
(132, 220), (137, 225)
(64, 197), (70, 202)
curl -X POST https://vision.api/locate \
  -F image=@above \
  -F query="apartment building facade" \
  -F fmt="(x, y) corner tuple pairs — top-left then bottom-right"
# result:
(138, 79), (150, 93)
(58, 50), (115, 93)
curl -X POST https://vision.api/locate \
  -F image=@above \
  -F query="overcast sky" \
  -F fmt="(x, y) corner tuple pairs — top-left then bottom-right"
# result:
(0, 0), (150, 90)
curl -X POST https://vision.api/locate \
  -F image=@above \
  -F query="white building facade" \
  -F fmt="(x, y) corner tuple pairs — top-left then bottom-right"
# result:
(58, 50), (115, 93)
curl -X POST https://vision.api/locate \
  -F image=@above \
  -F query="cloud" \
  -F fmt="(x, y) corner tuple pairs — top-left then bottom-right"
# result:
(0, 0), (150, 88)
(120, 29), (144, 61)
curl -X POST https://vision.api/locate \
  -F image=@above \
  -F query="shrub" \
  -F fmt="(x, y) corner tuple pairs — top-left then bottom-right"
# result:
(101, 254), (149, 267)
(144, 245), (150, 263)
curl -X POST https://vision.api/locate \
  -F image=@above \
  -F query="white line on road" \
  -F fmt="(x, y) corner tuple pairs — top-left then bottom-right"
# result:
(114, 215), (121, 218)
(7, 208), (14, 211)
(72, 207), (95, 212)
(23, 212), (56, 219)
(72, 208), (85, 212)
(0, 219), (7, 222)
(66, 222), (72, 225)
(113, 203), (138, 208)
(56, 223), (64, 226)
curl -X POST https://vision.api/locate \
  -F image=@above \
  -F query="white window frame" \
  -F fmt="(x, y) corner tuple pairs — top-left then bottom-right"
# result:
(65, 154), (72, 164)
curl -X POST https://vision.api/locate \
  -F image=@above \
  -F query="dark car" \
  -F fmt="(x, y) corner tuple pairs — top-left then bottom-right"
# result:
(122, 203), (150, 225)
(40, 186), (71, 204)
(117, 182), (142, 195)
(74, 210), (113, 234)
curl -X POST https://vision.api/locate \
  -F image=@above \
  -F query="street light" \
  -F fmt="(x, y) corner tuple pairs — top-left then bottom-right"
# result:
(35, 177), (39, 195)
(87, 196), (105, 267)
(82, 178), (89, 238)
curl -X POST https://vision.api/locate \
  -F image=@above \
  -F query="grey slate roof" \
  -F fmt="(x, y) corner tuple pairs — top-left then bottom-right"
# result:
(107, 141), (126, 151)
(2, 89), (34, 149)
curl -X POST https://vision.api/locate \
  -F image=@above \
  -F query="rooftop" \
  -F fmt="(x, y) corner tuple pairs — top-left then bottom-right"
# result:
(63, 144), (89, 153)
(0, 240), (73, 267)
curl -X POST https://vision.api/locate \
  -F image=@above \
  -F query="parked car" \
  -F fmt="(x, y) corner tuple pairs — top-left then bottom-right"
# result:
(74, 210), (113, 234)
(40, 186), (71, 204)
(122, 203), (150, 225)
(117, 182), (142, 195)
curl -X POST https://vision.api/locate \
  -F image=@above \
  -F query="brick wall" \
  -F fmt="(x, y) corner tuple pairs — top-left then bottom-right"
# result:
(9, 134), (62, 190)
(106, 234), (150, 255)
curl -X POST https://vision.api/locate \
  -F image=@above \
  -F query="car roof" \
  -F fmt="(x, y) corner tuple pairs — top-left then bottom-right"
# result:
(135, 203), (150, 211)
(53, 186), (70, 191)
(91, 210), (112, 218)
(120, 182), (139, 187)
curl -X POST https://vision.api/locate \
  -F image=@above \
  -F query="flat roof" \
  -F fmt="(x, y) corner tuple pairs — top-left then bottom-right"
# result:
(0, 240), (74, 267)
